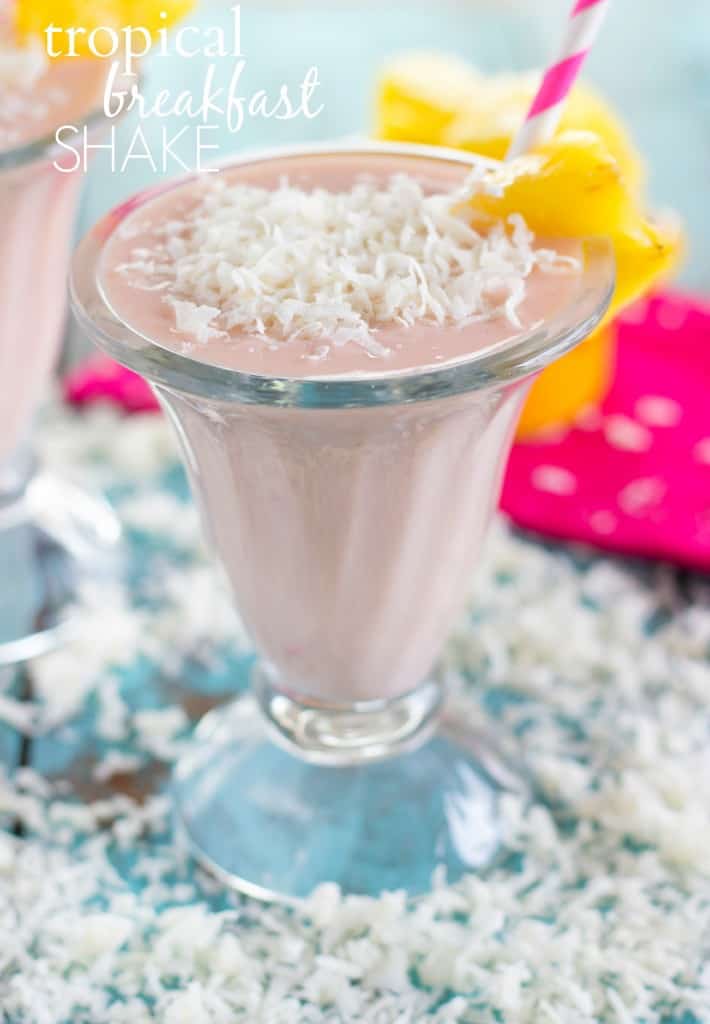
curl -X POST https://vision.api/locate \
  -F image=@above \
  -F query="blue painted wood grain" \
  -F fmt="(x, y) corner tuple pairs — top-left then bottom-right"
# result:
(0, 669), (21, 780)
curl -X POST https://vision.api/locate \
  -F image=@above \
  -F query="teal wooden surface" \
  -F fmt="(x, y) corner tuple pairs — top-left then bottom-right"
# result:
(76, 0), (710, 291)
(0, 669), (21, 781)
(1, 411), (704, 1019)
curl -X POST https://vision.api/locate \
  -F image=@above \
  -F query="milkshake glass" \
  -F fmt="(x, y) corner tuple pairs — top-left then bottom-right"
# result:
(72, 143), (614, 900)
(0, 55), (122, 664)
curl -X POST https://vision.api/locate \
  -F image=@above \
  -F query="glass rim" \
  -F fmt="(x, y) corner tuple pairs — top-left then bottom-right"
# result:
(70, 140), (616, 410)
(0, 102), (107, 171)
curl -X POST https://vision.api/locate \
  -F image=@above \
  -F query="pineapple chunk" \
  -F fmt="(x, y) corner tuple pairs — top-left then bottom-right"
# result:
(375, 54), (684, 436)
(443, 72), (643, 194)
(464, 131), (635, 237)
(375, 52), (483, 145)
(375, 54), (682, 325)
(463, 131), (683, 438)
(610, 214), (684, 318)
(375, 54), (644, 193)
(517, 325), (614, 438)
(464, 131), (684, 326)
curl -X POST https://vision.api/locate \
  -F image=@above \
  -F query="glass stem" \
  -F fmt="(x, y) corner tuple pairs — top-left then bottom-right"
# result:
(253, 662), (444, 767)
(0, 441), (36, 511)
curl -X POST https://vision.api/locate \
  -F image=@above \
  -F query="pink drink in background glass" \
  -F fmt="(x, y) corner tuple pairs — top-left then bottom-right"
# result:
(0, 52), (107, 469)
(99, 152), (583, 703)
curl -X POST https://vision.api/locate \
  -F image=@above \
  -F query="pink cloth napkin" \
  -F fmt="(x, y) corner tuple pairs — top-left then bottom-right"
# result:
(65, 290), (710, 570)
(501, 291), (710, 570)
(65, 354), (159, 413)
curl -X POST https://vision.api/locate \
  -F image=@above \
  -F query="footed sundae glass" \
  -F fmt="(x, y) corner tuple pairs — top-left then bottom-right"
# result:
(71, 143), (613, 900)
(0, 106), (122, 665)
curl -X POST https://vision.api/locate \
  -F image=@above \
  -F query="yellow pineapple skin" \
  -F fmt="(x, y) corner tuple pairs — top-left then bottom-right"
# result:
(609, 215), (684, 319)
(443, 74), (644, 195)
(465, 131), (635, 238)
(375, 52), (483, 146)
(376, 56), (644, 194)
(466, 131), (684, 328)
(462, 132), (683, 437)
(517, 326), (615, 438)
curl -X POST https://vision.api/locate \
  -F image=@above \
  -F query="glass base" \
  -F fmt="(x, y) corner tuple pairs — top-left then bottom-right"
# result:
(0, 473), (122, 665)
(173, 684), (522, 902)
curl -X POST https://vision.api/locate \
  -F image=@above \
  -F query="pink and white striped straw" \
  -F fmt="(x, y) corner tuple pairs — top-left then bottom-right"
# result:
(506, 0), (611, 160)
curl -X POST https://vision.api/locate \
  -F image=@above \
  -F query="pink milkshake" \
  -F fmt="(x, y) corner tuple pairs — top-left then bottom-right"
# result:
(0, 28), (107, 471)
(73, 143), (614, 900)
(97, 151), (587, 702)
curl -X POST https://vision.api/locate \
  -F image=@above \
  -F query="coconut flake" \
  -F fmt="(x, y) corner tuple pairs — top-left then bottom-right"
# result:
(0, 404), (707, 1022)
(167, 298), (223, 345)
(116, 173), (576, 357)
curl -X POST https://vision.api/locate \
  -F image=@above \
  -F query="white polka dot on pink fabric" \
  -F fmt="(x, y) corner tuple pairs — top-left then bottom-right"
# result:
(655, 299), (690, 331)
(618, 477), (667, 516)
(603, 415), (653, 453)
(589, 510), (618, 535)
(531, 465), (578, 496)
(693, 438), (710, 465)
(634, 395), (683, 428)
(696, 509), (710, 543)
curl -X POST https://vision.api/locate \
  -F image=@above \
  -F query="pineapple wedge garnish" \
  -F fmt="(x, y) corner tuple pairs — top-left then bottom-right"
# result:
(376, 54), (644, 193)
(375, 54), (685, 436)
(463, 130), (683, 322)
(443, 71), (644, 196)
(376, 56), (683, 323)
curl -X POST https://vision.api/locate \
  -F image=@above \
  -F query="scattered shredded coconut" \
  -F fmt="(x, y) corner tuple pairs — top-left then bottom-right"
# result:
(133, 707), (190, 762)
(92, 751), (143, 783)
(116, 172), (576, 357)
(0, 403), (706, 1022)
(133, 707), (189, 741)
(121, 490), (201, 550)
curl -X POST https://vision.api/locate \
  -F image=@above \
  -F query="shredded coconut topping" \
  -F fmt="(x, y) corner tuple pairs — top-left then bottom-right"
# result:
(116, 172), (577, 358)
